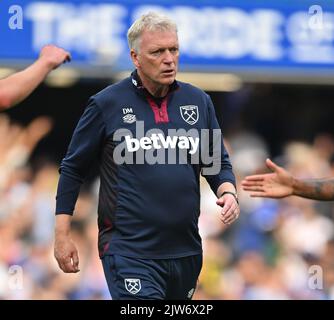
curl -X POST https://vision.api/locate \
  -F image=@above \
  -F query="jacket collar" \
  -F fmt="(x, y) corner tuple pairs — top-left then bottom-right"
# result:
(130, 70), (179, 98)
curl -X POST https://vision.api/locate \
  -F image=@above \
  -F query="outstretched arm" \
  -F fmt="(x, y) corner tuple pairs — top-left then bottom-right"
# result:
(0, 45), (70, 110)
(242, 158), (334, 201)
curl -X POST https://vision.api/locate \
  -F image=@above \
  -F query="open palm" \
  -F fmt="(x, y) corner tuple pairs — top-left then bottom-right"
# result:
(241, 159), (294, 198)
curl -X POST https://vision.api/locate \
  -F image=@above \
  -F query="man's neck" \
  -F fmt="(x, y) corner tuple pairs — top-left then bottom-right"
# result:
(137, 71), (169, 98)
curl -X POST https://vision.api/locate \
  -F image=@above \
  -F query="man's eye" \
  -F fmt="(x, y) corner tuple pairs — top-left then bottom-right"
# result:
(152, 49), (166, 56)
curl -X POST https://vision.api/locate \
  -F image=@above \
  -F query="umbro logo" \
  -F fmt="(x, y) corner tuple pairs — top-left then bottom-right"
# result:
(123, 114), (136, 124)
(122, 107), (136, 124)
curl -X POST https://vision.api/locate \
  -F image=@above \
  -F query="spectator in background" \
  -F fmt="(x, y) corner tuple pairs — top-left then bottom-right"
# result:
(0, 115), (53, 192)
(242, 158), (334, 201)
(0, 45), (70, 110)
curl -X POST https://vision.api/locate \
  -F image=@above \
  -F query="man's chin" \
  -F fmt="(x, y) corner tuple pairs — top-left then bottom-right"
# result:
(160, 75), (175, 85)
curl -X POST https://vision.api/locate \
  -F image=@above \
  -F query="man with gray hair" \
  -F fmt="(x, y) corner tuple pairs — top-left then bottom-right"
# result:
(54, 12), (239, 300)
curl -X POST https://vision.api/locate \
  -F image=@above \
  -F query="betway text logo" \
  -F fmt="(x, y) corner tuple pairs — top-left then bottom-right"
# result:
(113, 121), (223, 175)
(125, 134), (199, 155)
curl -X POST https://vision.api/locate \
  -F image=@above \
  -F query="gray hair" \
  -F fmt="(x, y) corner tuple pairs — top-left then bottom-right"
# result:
(127, 12), (178, 52)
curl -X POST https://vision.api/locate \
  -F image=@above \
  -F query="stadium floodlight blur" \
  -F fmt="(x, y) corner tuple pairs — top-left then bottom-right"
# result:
(1, 0), (334, 87)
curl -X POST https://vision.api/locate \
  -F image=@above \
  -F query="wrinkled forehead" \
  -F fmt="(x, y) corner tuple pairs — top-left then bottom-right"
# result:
(139, 29), (179, 49)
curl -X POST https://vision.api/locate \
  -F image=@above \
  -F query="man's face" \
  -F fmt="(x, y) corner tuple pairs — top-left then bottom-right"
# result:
(131, 29), (179, 87)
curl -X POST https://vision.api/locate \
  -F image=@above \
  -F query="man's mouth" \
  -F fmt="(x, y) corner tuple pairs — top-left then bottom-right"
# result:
(162, 70), (175, 75)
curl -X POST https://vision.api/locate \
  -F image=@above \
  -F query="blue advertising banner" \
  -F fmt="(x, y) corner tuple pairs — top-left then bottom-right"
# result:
(0, 0), (333, 75)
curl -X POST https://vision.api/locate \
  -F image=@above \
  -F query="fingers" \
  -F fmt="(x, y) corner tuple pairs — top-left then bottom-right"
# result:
(56, 256), (69, 273)
(242, 180), (264, 187)
(57, 255), (80, 273)
(72, 251), (80, 272)
(242, 175), (265, 182)
(241, 187), (267, 197)
(220, 205), (239, 225)
(40, 45), (71, 68)
(55, 246), (80, 273)
(65, 51), (71, 61)
(63, 52), (71, 63)
(242, 185), (265, 192)
(249, 192), (267, 198)
(266, 158), (279, 172)
(217, 195), (240, 225)
(55, 49), (71, 66)
(63, 258), (77, 273)
(219, 200), (235, 216)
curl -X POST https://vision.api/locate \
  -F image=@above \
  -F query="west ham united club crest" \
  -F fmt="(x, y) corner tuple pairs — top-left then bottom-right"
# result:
(180, 105), (199, 125)
(124, 278), (141, 294)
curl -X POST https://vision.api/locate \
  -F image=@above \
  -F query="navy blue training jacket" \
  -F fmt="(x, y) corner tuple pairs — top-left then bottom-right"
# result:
(56, 71), (236, 259)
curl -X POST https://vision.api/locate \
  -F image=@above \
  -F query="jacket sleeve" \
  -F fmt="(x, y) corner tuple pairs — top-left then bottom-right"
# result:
(55, 98), (106, 214)
(201, 94), (236, 195)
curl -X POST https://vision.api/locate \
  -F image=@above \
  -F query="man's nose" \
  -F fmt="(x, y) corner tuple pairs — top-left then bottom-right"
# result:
(162, 50), (174, 64)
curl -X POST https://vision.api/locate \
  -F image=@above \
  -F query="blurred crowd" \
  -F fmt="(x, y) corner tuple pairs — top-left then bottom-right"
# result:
(196, 131), (334, 300)
(1, 113), (334, 300)
(0, 114), (109, 299)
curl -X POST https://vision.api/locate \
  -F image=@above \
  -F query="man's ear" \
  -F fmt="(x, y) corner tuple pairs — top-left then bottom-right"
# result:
(130, 49), (140, 68)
